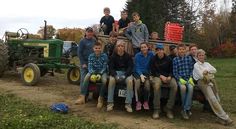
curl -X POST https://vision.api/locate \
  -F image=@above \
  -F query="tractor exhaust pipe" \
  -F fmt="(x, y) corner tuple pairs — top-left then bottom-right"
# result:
(44, 20), (47, 40)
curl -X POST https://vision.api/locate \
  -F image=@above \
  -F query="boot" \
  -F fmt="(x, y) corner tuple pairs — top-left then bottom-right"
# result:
(97, 96), (104, 109)
(75, 95), (85, 105)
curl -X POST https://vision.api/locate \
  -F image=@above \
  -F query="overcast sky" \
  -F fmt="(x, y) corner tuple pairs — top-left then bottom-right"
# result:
(0, 0), (127, 37)
(0, 0), (231, 38)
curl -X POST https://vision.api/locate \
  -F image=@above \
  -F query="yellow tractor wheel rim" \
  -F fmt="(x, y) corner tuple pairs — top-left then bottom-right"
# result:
(24, 67), (35, 83)
(70, 69), (80, 81)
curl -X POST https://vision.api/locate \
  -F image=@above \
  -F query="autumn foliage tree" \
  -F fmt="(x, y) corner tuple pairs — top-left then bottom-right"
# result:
(231, 0), (236, 42)
(37, 25), (56, 39)
(56, 28), (85, 43)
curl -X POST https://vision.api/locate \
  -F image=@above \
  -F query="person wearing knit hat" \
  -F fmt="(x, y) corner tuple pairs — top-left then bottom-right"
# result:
(107, 40), (134, 112)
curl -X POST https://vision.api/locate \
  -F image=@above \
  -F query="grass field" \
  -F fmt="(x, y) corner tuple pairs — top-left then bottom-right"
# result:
(0, 94), (117, 129)
(0, 58), (235, 129)
(208, 58), (236, 114)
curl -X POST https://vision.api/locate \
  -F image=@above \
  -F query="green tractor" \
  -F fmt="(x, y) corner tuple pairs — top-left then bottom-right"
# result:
(0, 24), (80, 86)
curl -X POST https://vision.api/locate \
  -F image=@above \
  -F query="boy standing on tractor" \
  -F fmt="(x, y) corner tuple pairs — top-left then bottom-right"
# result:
(117, 11), (130, 36)
(125, 12), (149, 55)
(133, 42), (154, 111)
(100, 7), (115, 35)
(103, 31), (118, 59)
(148, 32), (160, 52)
(150, 43), (178, 119)
(150, 32), (160, 40)
(76, 41), (108, 109)
(107, 40), (134, 112)
(173, 44), (195, 120)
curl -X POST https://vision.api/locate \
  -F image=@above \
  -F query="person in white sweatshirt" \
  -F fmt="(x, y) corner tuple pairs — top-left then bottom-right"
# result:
(193, 49), (233, 125)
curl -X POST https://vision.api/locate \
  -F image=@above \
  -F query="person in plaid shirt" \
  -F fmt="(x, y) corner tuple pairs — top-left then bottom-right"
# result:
(87, 52), (107, 75)
(76, 41), (108, 109)
(173, 44), (195, 120)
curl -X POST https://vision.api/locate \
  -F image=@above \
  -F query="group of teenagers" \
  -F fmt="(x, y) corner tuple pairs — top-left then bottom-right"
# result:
(75, 7), (233, 125)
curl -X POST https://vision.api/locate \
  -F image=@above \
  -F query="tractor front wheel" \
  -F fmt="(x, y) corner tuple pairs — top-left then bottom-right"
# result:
(21, 63), (40, 86)
(67, 67), (80, 85)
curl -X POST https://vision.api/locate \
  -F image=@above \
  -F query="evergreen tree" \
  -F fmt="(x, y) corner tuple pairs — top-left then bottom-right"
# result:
(232, 0), (236, 13)
(231, 0), (236, 42)
(125, 0), (195, 41)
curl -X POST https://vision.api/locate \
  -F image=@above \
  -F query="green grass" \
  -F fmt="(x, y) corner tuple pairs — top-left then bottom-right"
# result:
(166, 58), (236, 129)
(208, 58), (236, 114)
(0, 94), (117, 129)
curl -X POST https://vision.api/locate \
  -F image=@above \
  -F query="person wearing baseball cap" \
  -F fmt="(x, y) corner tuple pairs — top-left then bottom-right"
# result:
(155, 43), (164, 49)
(85, 27), (94, 32)
(150, 43), (178, 119)
(168, 45), (177, 60)
(75, 26), (96, 105)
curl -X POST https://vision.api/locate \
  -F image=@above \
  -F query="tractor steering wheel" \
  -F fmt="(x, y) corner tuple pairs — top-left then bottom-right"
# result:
(17, 28), (29, 39)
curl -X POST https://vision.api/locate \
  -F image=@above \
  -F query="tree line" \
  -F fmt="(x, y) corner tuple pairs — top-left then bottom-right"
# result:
(126, 0), (236, 57)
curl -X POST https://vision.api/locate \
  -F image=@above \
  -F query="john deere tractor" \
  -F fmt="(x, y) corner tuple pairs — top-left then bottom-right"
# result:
(0, 23), (80, 86)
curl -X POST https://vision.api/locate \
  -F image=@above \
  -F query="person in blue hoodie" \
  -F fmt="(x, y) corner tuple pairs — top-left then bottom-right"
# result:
(75, 27), (96, 105)
(133, 42), (154, 111)
(125, 12), (149, 55)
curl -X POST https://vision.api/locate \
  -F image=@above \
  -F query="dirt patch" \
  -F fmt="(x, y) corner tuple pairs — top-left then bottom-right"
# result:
(0, 72), (235, 129)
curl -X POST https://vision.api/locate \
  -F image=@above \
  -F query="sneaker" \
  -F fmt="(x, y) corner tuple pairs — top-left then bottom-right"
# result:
(187, 110), (192, 116)
(181, 110), (189, 120)
(107, 103), (114, 111)
(143, 101), (149, 110)
(152, 110), (160, 119)
(164, 107), (174, 119)
(136, 101), (142, 111)
(97, 96), (104, 109)
(75, 95), (85, 105)
(166, 109), (174, 119)
(125, 104), (133, 113)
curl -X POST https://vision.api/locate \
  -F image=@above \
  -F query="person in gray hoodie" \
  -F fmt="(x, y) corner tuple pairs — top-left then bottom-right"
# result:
(125, 12), (149, 55)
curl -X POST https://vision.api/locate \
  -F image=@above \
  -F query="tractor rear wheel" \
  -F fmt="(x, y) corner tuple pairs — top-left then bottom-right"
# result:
(21, 63), (40, 86)
(67, 67), (80, 85)
(0, 43), (8, 77)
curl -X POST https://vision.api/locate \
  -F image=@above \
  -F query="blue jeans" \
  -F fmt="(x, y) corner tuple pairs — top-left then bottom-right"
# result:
(107, 76), (133, 104)
(80, 66), (88, 95)
(178, 82), (194, 111)
(82, 73), (107, 97)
